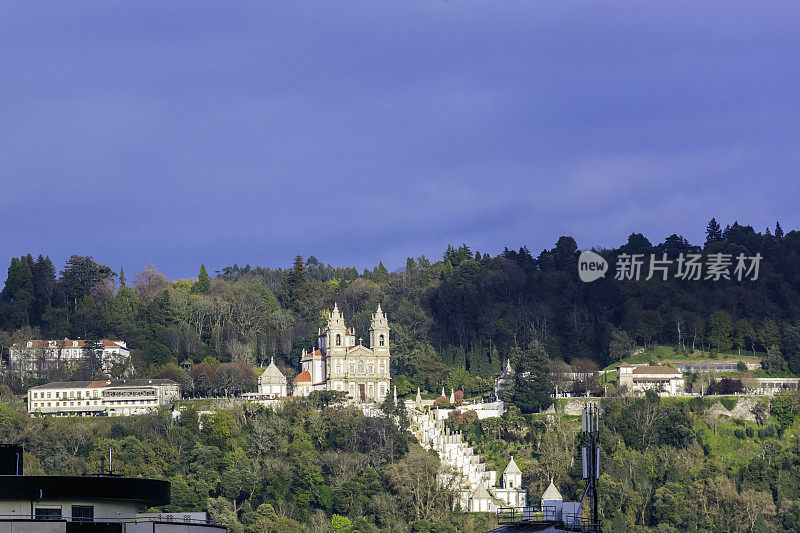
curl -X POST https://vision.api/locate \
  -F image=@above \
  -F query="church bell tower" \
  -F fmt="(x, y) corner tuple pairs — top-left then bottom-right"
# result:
(369, 304), (390, 353)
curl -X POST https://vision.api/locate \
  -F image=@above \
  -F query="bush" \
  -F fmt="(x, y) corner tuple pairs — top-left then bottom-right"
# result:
(745, 426), (754, 438)
(737, 361), (748, 371)
(708, 378), (743, 396)
(734, 428), (746, 439)
(757, 425), (777, 440)
(733, 417), (745, 426)
(720, 397), (738, 411)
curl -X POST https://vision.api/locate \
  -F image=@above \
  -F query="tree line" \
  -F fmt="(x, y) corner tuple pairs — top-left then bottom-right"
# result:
(2, 219), (800, 402)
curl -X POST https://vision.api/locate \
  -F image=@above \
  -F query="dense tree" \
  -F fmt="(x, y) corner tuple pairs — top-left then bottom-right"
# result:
(193, 264), (211, 294)
(509, 340), (552, 413)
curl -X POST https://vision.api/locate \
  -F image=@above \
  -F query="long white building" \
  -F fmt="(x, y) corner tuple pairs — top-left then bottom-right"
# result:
(9, 339), (131, 378)
(28, 379), (179, 417)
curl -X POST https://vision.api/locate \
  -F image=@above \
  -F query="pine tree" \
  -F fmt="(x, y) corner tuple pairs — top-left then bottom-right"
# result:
(31, 255), (56, 324)
(705, 218), (723, 246)
(1, 257), (35, 328)
(775, 221), (784, 239)
(192, 264), (211, 294)
(372, 261), (389, 282)
(119, 267), (127, 287)
(509, 340), (553, 413)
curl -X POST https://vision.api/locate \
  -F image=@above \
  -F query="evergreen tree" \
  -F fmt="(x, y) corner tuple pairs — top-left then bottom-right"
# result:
(81, 337), (105, 380)
(372, 261), (389, 283)
(509, 340), (553, 413)
(59, 255), (115, 310)
(775, 221), (784, 239)
(1, 257), (35, 328)
(192, 264), (211, 294)
(705, 218), (723, 246)
(31, 255), (56, 324)
(119, 267), (127, 287)
(280, 255), (308, 310)
(708, 311), (733, 353)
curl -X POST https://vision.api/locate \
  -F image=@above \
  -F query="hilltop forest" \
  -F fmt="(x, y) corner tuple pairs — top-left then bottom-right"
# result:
(2, 219), (800, 402)
(2, 220), (800, 532)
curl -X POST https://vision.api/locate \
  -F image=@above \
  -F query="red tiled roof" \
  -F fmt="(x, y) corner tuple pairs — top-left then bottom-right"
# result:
(301, 349), (323, 359)
(294, 371), (312, 383)
(632, 365), (680, 376)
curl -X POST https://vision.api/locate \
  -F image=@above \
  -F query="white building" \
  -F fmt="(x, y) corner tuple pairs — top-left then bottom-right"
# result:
(293, 304), (391, 402)
(617, 363), (684, 396)
(28, 379), (180, 417)
(242, 358), (289, 404)
(9, 339), (131, 378)
(257, 358), (288, 397)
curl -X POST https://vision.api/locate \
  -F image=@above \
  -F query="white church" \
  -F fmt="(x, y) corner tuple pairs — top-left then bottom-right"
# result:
(293, 304), (391, 402)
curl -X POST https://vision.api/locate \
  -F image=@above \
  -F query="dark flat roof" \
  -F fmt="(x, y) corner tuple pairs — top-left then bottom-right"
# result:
(0, 475), (170, 506)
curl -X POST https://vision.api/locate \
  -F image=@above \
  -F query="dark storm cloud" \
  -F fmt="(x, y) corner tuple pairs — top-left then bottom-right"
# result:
(1, 1), (799, 279)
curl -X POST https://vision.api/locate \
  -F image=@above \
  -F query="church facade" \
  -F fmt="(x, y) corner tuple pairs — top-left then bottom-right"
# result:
(293, 304), (391, 402)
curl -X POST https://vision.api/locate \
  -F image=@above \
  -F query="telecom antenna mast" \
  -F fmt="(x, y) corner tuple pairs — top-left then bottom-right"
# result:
(579, 402), (601, 531)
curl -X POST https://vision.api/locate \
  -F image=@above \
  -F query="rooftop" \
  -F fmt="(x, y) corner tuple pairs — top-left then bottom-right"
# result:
(30, 379), (178, 390)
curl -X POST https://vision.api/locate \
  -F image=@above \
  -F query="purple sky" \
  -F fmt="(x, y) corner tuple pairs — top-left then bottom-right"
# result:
(2, 1), (799, 280)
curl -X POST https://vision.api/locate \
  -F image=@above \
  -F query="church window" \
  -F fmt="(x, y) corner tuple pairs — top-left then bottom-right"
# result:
(368, 364), (374, 374)
(358, 361), (365, 374)
(336, 334), (341, 346)
(379, 334), (385, 347)
(379, 363), (384, 374)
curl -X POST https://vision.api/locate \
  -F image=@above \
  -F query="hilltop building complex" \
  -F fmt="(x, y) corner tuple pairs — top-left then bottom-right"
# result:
(9, 339), (131, 379)
(293, 304), (391, 402)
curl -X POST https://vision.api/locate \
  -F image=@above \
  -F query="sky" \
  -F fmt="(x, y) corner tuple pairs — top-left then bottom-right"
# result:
(2, 1), (799, 281)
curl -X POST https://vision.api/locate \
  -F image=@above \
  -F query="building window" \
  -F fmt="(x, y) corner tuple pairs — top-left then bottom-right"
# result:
(379, 334), (385, 347)
(336, 334), (341, 346)
(368, 364), (374, 374)
(72, 505), (94, 523)
(358, 361), (365, 374)
(35, 507), (62, 520)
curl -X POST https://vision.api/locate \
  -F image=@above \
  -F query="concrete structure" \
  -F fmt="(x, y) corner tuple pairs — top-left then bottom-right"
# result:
(292, 304), (390, 402)
(0, 444), (224, 532)
(9, 339), (131, 379)
(675, 361), (761, 373)
(28, 379), (179, 417)
(751, 377), (800, 395)
(409, 407), (526, 513)
(617, 363), (684, 396)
